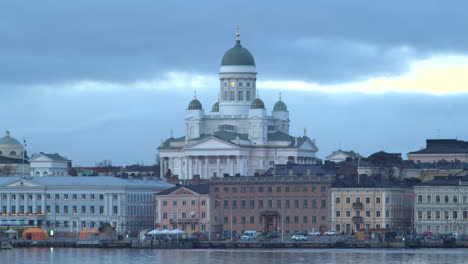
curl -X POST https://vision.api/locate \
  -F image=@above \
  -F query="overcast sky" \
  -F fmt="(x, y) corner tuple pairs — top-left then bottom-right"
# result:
(2, 1), (468, 166)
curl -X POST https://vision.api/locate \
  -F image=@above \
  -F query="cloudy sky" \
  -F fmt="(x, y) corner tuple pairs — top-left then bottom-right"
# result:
(2, 1), (468, 166)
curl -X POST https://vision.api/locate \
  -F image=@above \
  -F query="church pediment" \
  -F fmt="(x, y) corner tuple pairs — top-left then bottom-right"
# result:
(185, 137), (239, 150)
(298, 138), (319, 152)
(0, 178), (44, 188)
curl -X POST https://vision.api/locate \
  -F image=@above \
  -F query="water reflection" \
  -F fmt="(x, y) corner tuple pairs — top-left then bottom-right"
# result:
(1, 248), (467, 264)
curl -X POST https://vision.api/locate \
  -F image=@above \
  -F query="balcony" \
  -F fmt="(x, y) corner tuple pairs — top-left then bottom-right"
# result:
(352, 202), (363, 209)
(170, 218), (198, 224)
(352, 216), (363, 222)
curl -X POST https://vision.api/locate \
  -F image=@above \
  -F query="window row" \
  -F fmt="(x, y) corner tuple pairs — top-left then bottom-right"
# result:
(214, 185), (327, 194)
(162, 200), (206, 206)
(161, 211), (206, 219)
(1, 205), (118, 215)
(417, 210), (468, 220)
(417, 194), (468, 204)
(1, 193), (118, 201)
(215, 198), (327, 209)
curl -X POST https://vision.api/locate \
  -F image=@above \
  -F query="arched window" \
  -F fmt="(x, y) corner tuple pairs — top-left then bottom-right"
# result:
(43, 171), (48, 176)
(35, 171), (40, 177)
(10, 151), (17, 156)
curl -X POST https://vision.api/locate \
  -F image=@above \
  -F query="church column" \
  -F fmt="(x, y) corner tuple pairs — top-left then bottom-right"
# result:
(216, 157), (220, 177)
(236, 156), (240, 175)
(188, 157), (193, 179)
(195, 157), (199, 176)
(227, 157), (232, 176)
(204, 157), (209, 179)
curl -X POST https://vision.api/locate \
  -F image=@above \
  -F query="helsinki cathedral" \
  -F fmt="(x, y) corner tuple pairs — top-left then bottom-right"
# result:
(158, 31), (319, 179)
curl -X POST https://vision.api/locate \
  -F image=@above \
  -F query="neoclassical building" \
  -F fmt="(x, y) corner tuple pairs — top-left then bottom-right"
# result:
(0, 131), (29, 177)
(158, 32), (319, 179)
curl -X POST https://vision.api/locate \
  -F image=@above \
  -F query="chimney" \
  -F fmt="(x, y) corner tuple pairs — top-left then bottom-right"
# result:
(5, 131), (10, 137)
(193, 174), (200, 184)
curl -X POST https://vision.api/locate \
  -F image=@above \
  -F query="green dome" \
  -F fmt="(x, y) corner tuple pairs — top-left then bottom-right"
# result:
(251, 98), (265, 109)
(221, 40), (255, 66)
(273, 100), (288, 112)
(212, 101), (219, 112)
(0, 131), (22, 145)
(188, 98), (202, 110)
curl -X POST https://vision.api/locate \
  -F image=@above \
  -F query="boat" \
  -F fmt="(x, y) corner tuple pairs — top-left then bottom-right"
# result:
(1, 241), (13, 249)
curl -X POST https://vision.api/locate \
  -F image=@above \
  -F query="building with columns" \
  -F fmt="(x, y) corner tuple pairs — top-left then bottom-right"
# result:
(0, 177), (173, 233)
(0, 131), (29, 177)
(158, 32), (319, 180)
(29, 152), (71, 177)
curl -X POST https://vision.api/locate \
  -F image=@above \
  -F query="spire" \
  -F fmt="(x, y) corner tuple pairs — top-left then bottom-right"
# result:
(279, 92), (282, 101)
(194, 90), (197, 100)
(235, 25), (241, 47)
(170, 129), (174, 138)
(304, 128), (307, 137)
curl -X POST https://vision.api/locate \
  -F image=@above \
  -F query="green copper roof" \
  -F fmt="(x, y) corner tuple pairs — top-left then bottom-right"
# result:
(188, 98), (202, 110)
(251, 98), (265, 109)
(0, 133), (22, 145)
(212, 101), (219, 112)
(221, 40), (255, 66)
(273, 99), (288, 112)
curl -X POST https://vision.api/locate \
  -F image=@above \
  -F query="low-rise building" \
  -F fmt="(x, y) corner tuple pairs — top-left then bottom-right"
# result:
(326, 150), (363, 163)
(210, 175), (334, 238)
(29, 152), (70, 177)
(408, 139), (468, 163)
(154, 184), (210, 233)
(413, 176), (468, 235)
(0, 177), (173, 233)
(331, 175), (414, 234)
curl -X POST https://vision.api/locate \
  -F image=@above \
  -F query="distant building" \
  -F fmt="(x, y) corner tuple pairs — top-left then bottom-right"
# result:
(154, 184), (210, 233)
(331, 175), (414, 234)
(209, 175), (334, 238)
(158, 32), (318, 180)
(0, 131), (29, 177)
(413, 176), (468, 235)
(29, 152), (71, 177)
(408, 139), (468, 163)
(326, 150), (363, 163)
(0, 177), (173, 233)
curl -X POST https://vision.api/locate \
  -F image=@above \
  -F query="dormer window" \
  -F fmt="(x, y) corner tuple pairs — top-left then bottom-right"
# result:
(10, 151), (17, 156)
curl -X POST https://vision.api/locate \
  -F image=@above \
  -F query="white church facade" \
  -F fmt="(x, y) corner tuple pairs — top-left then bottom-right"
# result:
(158, 32), (319, 179)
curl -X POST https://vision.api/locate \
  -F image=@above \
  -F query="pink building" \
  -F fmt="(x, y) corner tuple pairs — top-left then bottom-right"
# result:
(154, 184), (210, 234)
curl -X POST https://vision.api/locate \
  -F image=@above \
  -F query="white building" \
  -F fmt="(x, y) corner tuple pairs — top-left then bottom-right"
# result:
(30, 152), (70, 177)
(158, 32), (319, 179)
(0, 177), (173, 233)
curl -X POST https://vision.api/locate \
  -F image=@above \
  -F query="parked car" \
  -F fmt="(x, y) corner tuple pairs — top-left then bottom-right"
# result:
(241, 230), (258, 241)
(308, 231), (321, 236)
(324, 231), (337, 236)
(259, 232), (280, 242)
(190, 232), (209, 242)
(292, 234), (308, 241)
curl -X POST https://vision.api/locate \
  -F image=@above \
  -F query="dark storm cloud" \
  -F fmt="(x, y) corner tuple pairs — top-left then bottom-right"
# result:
(1, 0), (468, 85)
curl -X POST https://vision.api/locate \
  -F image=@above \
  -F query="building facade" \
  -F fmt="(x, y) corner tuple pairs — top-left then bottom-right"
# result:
(209, 175), (334, 238)
(29, 152), (70, 177)
(331, 177), (414, 234)
(0, 177), (173, 233)
(154, 184), (210, 233)
(408, 139), (468, 163)
(158, 32), (318, 180)
(414, 176), (468, 235)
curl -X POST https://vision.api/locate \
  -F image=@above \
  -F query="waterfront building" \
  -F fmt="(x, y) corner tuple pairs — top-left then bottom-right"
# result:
(154, 184), (210, 233)
(158, 31), (318, 180)
(29, 152), (70, 177)
(0, 177), (173, 233)
(326, 150), (363, 163)
(209, 175), (334, 238)
(331, 175), (414, 234)
(413, 176), (468, 235)
(408, 139), (468, 163)
(0, 131), (29, 177)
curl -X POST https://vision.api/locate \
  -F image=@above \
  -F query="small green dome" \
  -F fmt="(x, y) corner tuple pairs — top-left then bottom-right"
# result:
(188, 98), (202, 110)
(212, 101), (219, 112)
(273, 100), (288, 112)
(251, 98), (265, 109)
(0, 131), (22, 145)
(221, 40), (255, 66)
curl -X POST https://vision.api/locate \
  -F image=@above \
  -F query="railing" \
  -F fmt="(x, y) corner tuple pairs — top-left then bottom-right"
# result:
(352, 202), (363, 209)
(352, 216), (363, 222)
(170, 218), (198, 224)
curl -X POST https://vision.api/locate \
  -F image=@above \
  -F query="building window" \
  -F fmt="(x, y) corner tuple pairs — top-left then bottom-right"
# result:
(99, 194), (104, 200)
(113, 194), (118, 200)
(173, 201), (177, 206)
(285, 199), (290, 208)
(311, 199), (316, 208)
(258, 200), (263, 209)
(336, 197), (341, 204)
(321, 199), (326, 208)
(238, 91), (243, 101)
(182, 200), (187, 206)
(386, 210), (390, 218)
(268, 187), (273, 193)
(444, 211), (449, 219)
(346, 211), (350, 217)
(436, 195), (440, 203)
(453, 195), (458, 203)
(249, 200), (254, 209)
(90, 206), (95, 214)
(303, 199), (308, 208)
(285, 187), (290, 192)
(73, 206), (78, 214)
(277, 200), (282, 209)
(55, 205), (59, 214)
(444, 195), (449, 203)
(321, 186), (326, 192)
(336, 211), (341, 217)
(294, 199), (299, 208)
(201, 200), (206, 206)
(45, 194), (50, 200)
(99, 206), (104, 215)
(82, 194), (86, 200)
(230, 91), (235, 101)
(82, 206), (86, 214)
(426, 195), (431, 203)
(436, 211), (440, 219)
(90, 194), (95, 200)
(312, 216), (317, 224)
(376, 211), (381, 217)
(73, 194), (77, 200)
(113, 206), (118, 214)
(268, 200), (272, 209)
(346, 197), (350, 204)
(453, 211), (458, 219)
(201, 212), (206, 218)
(55, 194), (59, 200)
(285, 216), (290, 224)
(258, 187), (263, 192)
(366, 211), (370, 217)
(163, 201), (168, 206)
(64, 206), (68, 214)
(365, 197), (370, 204)
(376, 197), (381, 204)
(246, 91), (250, 101)
(250, 216), (255, 224)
